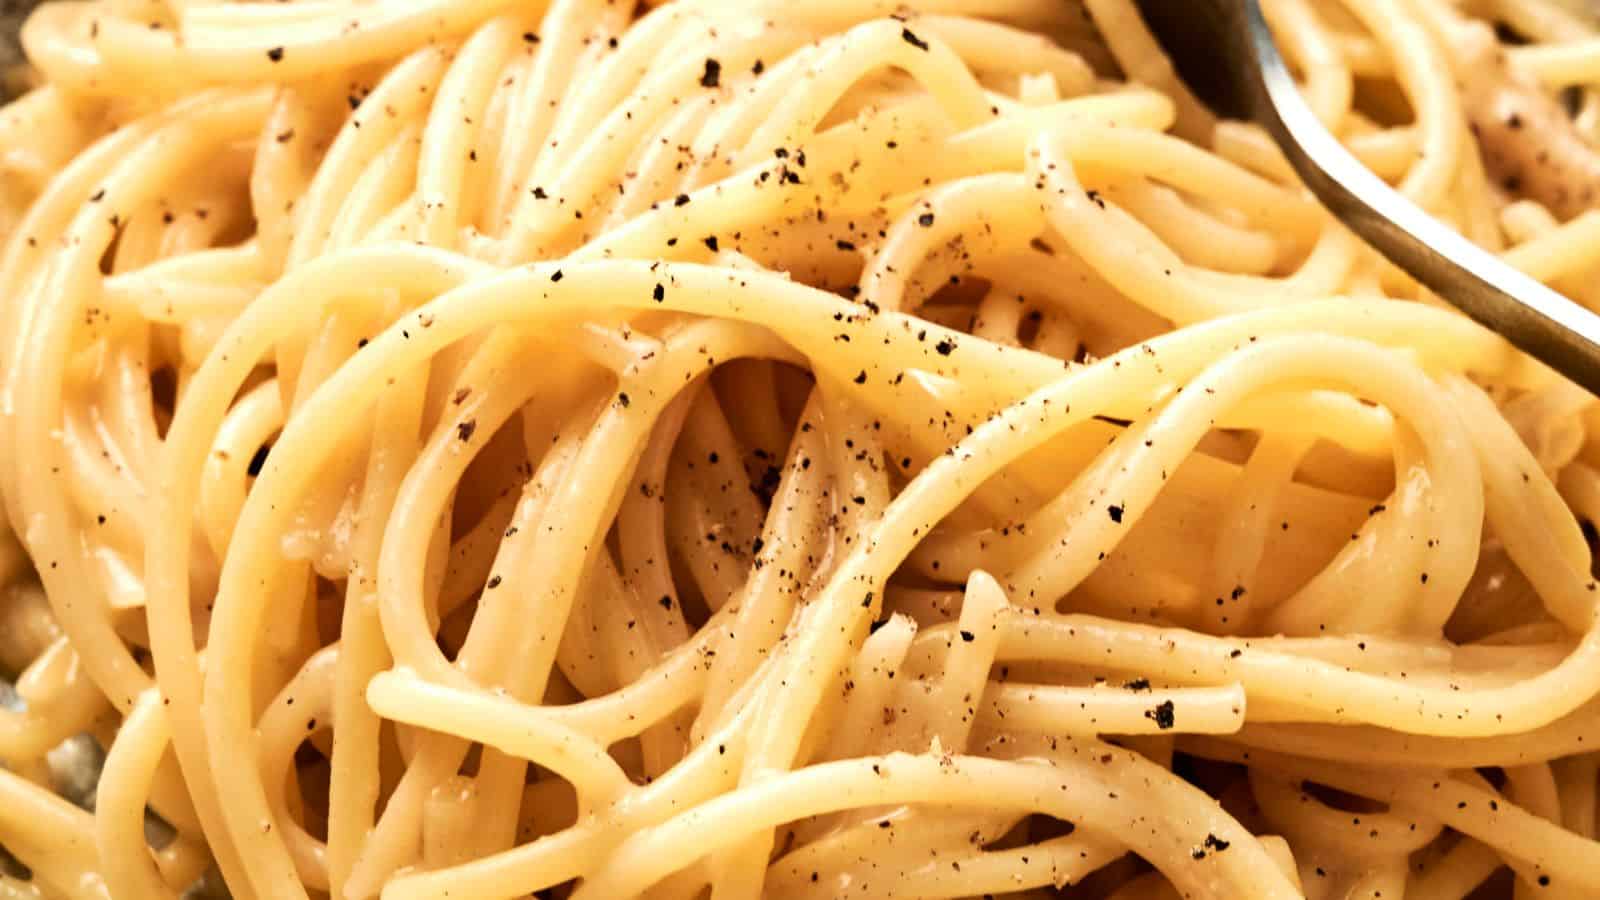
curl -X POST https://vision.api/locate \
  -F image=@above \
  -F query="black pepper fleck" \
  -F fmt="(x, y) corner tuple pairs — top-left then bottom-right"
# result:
(700, 58), (722, 88)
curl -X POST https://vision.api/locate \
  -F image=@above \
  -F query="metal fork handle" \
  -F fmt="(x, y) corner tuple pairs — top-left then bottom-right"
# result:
(1229, 0), (1600, 393)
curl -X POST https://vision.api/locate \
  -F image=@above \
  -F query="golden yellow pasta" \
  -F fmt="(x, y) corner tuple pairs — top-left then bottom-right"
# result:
(2, 1), (1600, 898)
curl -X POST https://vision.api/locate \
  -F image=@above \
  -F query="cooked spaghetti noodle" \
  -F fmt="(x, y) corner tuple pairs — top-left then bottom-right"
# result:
(3, 0), (1600, 898)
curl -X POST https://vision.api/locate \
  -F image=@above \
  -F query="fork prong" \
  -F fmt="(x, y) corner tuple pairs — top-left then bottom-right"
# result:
(1131, 0), (1254, 121)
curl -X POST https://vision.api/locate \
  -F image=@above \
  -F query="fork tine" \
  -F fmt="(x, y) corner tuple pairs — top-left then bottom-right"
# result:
(1131, 0), (1254, 121)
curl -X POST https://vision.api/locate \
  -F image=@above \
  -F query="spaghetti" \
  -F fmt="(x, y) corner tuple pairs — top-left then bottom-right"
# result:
(2, 0), (1600, 898)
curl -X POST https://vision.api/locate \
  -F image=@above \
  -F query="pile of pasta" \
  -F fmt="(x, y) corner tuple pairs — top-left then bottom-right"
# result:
(4, 0), (1600, 897)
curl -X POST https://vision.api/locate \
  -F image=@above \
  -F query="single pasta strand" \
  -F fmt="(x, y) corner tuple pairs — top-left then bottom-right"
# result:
(95, 690), (180, 900)
(572, 750), (1298, 900)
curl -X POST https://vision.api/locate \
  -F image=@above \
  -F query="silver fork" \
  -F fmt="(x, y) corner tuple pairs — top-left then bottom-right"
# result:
(1134, 0), (1600, 394)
